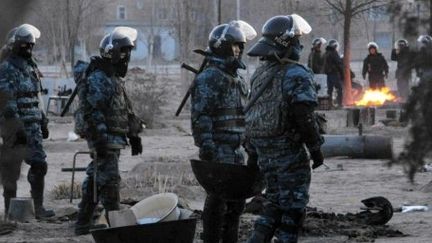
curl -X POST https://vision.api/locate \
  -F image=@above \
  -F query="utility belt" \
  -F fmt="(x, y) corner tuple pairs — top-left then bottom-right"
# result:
(16, 92), (38, 99)
(17, 102), (39, 109)
(212, 107), (244, 126)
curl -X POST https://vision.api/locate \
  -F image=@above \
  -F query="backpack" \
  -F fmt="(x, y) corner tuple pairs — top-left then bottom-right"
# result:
(72, 60), (91, 138)
(72, 60), (143, 138)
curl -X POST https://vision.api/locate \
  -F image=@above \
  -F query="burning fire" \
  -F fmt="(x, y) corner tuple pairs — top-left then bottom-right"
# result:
(355, 87), (397, 106)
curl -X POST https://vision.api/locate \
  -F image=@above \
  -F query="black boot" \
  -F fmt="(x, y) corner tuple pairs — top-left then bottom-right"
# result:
(221, 200), (245, 243)
(28, 164), (55, 219)
(75, 179), (104, 235)
(3, 189), (16, 217)
(201, 194), (225, 243)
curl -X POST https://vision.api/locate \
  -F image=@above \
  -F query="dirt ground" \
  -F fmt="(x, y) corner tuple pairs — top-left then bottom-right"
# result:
(0, 103), (431, 242)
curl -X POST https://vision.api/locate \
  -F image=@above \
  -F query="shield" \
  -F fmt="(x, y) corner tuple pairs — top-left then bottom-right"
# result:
(91, 218), (197, 243)
(190, 159), (265, 200)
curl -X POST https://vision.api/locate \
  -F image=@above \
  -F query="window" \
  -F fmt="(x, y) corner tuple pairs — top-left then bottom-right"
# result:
(117, 5), (126, 20)
(158, 8), (168, 20)
(375, 32), (391, 49)
(369, 6), (388, 21)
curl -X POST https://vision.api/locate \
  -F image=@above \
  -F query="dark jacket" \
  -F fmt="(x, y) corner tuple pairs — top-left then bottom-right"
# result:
(322, 47), (344, 78)
(391, 47), (413, 79)
(307, 48), (324, 74)
(362, 53), (389, 79)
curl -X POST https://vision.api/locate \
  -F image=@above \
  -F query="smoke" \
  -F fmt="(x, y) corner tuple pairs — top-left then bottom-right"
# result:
(0, 0), (33, 46)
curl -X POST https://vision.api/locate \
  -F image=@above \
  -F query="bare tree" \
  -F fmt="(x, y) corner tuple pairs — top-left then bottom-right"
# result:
(324, 0), (387, 105)
(31, 0), (108, 70)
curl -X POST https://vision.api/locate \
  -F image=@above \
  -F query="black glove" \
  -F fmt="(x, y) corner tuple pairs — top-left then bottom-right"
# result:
(41, 124), (49, 139)
(94, 134), (108, 158)
(14, 129), (27, 146)
(41, 113), (49, 139)
(199, 141), (217, 162)
(311, 150), (324, 169)
(128, 136), (142, 156)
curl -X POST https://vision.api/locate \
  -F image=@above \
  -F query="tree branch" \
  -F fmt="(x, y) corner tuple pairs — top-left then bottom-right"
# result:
(352, 0), (386, 15)
(324, 0), (345, 14)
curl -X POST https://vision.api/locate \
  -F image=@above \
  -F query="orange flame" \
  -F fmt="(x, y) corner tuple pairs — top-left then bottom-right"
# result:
(354, 87), (396, 106)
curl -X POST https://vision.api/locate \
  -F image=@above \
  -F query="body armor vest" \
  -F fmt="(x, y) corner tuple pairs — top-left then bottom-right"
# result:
(98, 76), (129, 135)
(7, 55), (42, 123)
(206, 66), (246, 135)
(245, 62), (292, 138)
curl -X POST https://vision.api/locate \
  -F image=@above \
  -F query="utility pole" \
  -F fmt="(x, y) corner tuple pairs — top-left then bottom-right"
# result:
(218, 0), (222, 24)
(236, 0), (240, 19)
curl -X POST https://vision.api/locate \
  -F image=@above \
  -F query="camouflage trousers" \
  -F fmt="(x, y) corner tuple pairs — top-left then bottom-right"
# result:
(254, 152), (311, 242)
(23, 123), (47, 166)
(80, 149), (121, 212)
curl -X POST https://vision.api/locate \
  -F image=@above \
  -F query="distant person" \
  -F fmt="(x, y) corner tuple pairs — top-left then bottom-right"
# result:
(308, 37), (326, 74)
(391, 39), (413, 101)
(362, 42), (389, 89)
(322, 39), (344, 108)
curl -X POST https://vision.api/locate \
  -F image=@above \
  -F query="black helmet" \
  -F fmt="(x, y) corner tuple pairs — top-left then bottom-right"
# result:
(247, 14), (311, 57)
(327, 39), (339, 50)
(312, 37), (327, 48)
(100, 26), (137, 63)
(208, 20), (256, 57)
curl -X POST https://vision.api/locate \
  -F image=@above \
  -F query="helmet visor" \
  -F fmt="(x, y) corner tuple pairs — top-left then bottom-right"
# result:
(228, 20), (257, 41)
(291, 14), (312, 36)
(111, 27), (138, 43)
(216, 20), (257, 44)
(14, 24), (41, 43)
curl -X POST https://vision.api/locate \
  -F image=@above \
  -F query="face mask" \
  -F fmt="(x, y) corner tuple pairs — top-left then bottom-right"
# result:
(15, 43), (33, 59)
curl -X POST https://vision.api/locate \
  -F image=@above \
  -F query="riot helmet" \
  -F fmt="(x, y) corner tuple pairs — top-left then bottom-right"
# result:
(417, 35), (432, 48)
(327, 39), (339, 50)
(312, 37), (327, 48)
(208, 20), (256, 58)
(9, 24), (40, 58)
(395, 39), (408, 49)
(99, 26), (137, 64)
(367, 41), (379, 50)
(247, 14), (311, 57)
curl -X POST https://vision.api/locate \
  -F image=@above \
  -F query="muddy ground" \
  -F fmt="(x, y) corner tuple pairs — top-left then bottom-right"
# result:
(0, 86), (432, 242)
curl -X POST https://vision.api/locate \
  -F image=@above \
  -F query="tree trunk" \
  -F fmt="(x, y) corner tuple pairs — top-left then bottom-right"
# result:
(342, 0), (353, 106)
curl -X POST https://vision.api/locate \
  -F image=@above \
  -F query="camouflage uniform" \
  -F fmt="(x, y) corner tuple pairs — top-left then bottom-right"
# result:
(191, 55), (248, 242)
(398, 44), (432, 179)
(0, 54), (49, 214)
(77, 56), (135, 223)
(245, 59), (323, 242)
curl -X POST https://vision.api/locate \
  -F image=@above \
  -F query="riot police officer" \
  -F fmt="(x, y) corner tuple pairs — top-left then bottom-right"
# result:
(391, 39), (413, 101)
(245, 15), (324, 242)
(398, 35), (432, 179)
(307, 37), (326, 74)
(74, 27), (143, 235)
(190, 21), (256, 242)
(362, 42), (389, 89)
(0, 24), (53, 218)
(322, 39), (344, 107)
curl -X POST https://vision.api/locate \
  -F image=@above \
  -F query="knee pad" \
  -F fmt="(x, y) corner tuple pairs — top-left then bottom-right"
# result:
(27, 163), (47, 183)
(29, 163), (48, 177)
